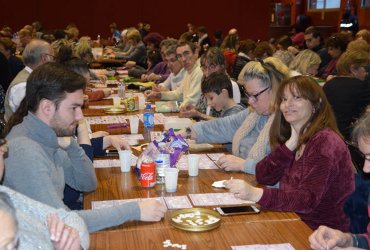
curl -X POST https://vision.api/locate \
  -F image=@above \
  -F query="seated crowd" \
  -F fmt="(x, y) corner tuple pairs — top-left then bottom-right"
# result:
(0, 20), (369, 249)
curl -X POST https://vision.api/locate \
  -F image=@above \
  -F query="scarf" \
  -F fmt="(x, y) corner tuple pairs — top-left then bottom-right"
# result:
(232, 109), (275, 162)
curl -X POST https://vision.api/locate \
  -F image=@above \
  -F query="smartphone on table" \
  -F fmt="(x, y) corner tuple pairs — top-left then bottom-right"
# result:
(215, 205), (260, 216)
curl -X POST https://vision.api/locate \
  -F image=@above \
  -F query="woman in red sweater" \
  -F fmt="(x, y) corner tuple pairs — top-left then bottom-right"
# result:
(225, 75), (354, 231)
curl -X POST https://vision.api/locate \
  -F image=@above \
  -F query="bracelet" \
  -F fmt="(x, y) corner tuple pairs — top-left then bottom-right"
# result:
(351, 234), (359, 247)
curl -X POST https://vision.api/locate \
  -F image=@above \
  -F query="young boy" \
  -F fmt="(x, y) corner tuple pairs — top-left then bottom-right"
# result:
(199, 72), (245, 120)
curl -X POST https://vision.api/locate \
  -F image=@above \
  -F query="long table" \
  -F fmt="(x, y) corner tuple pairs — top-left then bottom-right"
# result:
(83, 97), (313, 249)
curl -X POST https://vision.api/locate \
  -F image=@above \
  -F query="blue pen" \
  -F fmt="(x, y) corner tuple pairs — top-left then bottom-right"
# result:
(106, 123), (129, 129)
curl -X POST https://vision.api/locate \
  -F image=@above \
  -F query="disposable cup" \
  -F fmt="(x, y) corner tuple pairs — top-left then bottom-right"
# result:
(187, 154), (200, 176)
(113, 97), (121, 108)
(129, 116), (139, 134)
(164, 167), (179, 192)
(118, 150), (132, 172)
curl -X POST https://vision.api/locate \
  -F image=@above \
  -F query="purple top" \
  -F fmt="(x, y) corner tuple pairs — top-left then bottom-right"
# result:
(256, 128), (354, 231)
(147, 61), (170, 83)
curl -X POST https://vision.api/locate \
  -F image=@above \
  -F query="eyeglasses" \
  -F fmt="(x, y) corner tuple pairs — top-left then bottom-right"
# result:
(244, 87), (269, 102)
(201, 64), (217, 71)
(166, 56), (179, 64)
(357, 150), (370, 161)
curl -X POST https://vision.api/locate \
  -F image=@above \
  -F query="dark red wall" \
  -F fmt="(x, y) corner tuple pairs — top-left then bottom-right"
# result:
(1, 0), (271, 41)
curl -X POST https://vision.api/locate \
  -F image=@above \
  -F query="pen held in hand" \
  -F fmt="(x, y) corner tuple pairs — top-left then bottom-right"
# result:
(106, 123), (129, 129)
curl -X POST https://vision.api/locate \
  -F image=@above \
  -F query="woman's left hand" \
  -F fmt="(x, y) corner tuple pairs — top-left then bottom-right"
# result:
(217, 155), (245, 172)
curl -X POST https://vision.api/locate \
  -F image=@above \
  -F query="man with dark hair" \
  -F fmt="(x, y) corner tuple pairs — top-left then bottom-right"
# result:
(4, 62), (166, 233)
(304, 26), (331, 71)
(196, 26), (212, 56)
(200, 72), (244, 118)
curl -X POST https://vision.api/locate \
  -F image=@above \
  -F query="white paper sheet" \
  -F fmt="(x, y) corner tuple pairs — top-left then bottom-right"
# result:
(189, 193), (254, 206)
(231, 243), (295, 250)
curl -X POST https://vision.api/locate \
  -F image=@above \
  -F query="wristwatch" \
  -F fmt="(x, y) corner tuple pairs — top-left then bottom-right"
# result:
(185, 127), (192, 139)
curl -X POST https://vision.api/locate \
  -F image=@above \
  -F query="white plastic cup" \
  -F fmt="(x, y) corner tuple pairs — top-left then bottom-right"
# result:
(118, 150), (132, 172)
(164, 167), (179, 192)
(138, 95), (146, 110)
(187, 154), (200, 176)
(129, 116), (139, 134)
(92, 47), (103, 59)
(113, 97), (121, 108)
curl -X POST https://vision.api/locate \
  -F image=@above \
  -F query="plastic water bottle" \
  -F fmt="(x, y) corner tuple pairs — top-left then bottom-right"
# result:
(155, 142), (170, 184)
(118, 84), (125, 98)
(143, 104), (154, 128)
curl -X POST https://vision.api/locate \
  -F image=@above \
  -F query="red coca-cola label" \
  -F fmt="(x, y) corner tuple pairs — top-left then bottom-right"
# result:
(140, 162), (156, 187)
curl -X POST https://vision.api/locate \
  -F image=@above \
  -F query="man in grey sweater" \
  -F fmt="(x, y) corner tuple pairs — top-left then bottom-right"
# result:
(4, 62), (167, 232)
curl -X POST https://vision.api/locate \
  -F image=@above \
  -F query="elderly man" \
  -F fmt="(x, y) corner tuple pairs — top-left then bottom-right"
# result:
(155, 44), (186, 91)
(3, 62), (166, 232)
(146, 41), (203, 109)
(4, 39), (54, 121)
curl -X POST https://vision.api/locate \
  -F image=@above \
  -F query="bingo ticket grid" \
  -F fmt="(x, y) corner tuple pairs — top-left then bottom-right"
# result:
(92, 197), (166, 210)
(231, 243), (295, 250)
(189, 193), (254, 206)
(117, 134), (144, 146)
(88, 105), (125, 109)
(176, 154), (219, 170)
(137, 113), (166, 125)
(163, 196), (193, 209)
(206, 153), (225, 161)
(86, 116), (128, 125)
(93, 156), (138, 168)
(117, 134), (144, 140)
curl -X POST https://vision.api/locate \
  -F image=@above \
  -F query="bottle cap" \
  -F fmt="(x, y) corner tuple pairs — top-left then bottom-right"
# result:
(146, 103), (151, 109)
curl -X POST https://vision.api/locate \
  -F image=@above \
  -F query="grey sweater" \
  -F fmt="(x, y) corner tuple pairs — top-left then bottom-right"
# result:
(4, 112), (141, 232)
(192, 109), (270, 174)
(0, 185), (89, 249)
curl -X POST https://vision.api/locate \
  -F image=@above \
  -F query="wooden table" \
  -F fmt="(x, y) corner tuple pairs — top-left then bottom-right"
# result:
(89, 220), (312, 249)
(83, 97), (313, 249)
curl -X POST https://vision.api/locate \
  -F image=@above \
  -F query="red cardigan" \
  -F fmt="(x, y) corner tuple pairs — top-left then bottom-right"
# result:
(256, 128), (354, 231)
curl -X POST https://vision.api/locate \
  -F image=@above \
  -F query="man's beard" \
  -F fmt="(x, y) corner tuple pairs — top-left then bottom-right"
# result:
(53, 125), (76, 137)
(50, 115), (77, 137)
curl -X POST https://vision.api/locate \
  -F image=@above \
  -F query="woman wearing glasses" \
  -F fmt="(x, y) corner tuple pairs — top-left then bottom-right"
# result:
(0, 138), (89, 250)
(180, 57), (289, 174)
(225, 75), (354, 231)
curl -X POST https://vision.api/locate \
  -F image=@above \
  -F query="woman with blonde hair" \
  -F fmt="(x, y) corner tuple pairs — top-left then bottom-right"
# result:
(289, 49), (321, 76)
(180, 57), (290, 173)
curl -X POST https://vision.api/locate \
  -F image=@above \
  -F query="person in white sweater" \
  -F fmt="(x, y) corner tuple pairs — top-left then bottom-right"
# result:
(145, 41), (203, 109)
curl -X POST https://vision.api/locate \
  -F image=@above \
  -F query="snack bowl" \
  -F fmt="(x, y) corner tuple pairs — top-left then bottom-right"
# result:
(170, 208), (221, 232)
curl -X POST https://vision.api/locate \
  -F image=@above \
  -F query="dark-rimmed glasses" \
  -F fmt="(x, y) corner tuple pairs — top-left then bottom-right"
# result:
(244, 87), (269, 102)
